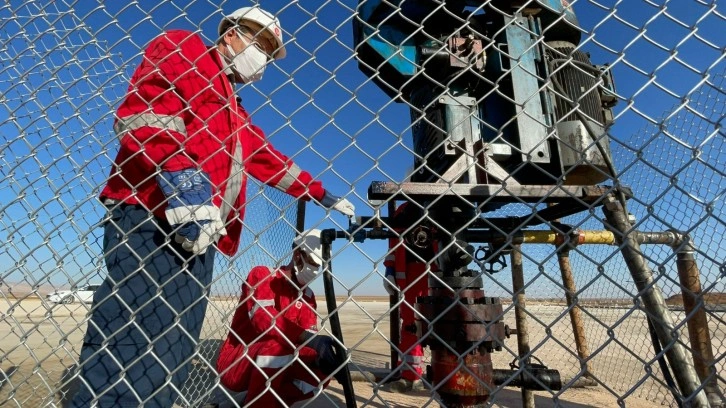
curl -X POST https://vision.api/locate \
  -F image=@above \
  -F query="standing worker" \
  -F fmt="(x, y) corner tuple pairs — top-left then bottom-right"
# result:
(383, 202), (435, 393)
(217, 229), (343, 407)
(70, 6), (355, 407)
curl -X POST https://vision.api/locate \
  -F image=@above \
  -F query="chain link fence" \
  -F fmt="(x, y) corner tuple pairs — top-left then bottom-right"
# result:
(1, 0), (724, 407)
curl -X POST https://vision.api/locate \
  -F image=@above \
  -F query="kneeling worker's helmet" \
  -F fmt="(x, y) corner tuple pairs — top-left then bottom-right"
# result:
(219, 6), (286, 59)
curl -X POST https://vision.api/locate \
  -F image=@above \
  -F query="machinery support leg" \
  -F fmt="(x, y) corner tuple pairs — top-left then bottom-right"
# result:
(556, 250), (592, 377)
(510, 245), (535, 408)
(675, 242), (724, 407)
(602, 195), (709, 408)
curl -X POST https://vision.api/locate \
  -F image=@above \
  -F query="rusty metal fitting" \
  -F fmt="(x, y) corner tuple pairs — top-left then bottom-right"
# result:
(415, 292), (506, 352)
(554, 229), (584, 250)
(602, 194), (622, 212)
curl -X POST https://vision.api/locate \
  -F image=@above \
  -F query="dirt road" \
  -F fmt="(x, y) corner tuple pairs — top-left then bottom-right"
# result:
(1, 297), (722, 407)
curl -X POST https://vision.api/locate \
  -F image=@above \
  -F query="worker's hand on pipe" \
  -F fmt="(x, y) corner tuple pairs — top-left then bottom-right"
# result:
(157, 169), (227, 255)
(318, 190), (355, 217)
(383, 266), (398, 296)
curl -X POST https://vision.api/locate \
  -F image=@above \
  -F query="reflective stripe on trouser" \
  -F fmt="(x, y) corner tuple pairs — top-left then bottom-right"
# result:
(69, 204), (215, 408)
(397, 262), (429, 381)
(218, 339), (329, 408)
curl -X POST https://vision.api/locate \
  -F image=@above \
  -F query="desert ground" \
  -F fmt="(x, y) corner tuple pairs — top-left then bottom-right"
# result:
(0, 296), (723, 407)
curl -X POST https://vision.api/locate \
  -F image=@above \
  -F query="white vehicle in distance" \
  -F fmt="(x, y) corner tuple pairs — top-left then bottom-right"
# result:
(46, 284), (100, 304)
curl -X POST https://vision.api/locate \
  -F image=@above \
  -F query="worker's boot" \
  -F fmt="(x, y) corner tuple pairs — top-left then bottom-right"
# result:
(388, 378), (425, 393)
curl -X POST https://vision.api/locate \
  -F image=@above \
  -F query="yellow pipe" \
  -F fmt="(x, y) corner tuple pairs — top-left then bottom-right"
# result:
(520, 230), (615, 245)
(578, 230), (616, 245)
(521, 231), (558, 244)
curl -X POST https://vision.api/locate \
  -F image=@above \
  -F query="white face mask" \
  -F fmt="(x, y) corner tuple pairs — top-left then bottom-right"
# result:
(226, 31), (269, 83)
(295, 258), (320, 285)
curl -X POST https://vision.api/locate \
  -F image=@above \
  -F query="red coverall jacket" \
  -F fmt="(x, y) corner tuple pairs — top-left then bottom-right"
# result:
(217, 266), (327, 399)
(100, 30), (325, 256)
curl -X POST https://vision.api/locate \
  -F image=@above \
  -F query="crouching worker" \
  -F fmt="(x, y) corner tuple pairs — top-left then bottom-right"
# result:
(217, 229), (343, 407)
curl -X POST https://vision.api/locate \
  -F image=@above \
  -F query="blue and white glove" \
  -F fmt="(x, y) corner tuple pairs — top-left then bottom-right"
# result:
(383, 266), (398, 296)
(318, 190), (355, 217)
(157, 169), (227, 255)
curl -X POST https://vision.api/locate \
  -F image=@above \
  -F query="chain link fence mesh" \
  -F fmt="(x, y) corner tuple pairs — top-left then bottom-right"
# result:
(1, 0), (724, 407)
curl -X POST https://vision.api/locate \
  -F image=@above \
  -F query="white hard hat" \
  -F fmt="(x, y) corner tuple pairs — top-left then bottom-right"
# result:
(219, 6), (286, 59)
(293, 229), (323, 265)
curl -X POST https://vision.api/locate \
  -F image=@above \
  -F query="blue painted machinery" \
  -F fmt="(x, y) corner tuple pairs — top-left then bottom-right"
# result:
(354, 0), (617, 186)
(353, 1), (619, 406)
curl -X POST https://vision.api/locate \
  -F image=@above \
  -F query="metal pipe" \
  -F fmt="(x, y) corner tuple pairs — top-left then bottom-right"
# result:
(520, 230), (615, 245)
(601, 195), (709, 407)
(355, 217), (702, 248)
(492, 368), (562, 390)
(556, 249), (592, 377)
(510, 244), (535, 408)
(464, 229), (617, 245)
(321, 231), (357, 408)
(634, 231), (682, 246)
(674, 237), (724, 407)
(463, 229), (694, 246)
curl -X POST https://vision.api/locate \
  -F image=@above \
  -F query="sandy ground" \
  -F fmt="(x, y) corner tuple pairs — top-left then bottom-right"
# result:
(0, 297), (723, 407)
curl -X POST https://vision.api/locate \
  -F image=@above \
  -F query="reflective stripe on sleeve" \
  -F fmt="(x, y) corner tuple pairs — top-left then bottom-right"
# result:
(396, 272), (406, 280)
(271, 163), (302, 192)
(255, 354), (294, 368)
(248, 299), (276, 319)
(293, 379), (317, 394)
(114, 113), (186, 136)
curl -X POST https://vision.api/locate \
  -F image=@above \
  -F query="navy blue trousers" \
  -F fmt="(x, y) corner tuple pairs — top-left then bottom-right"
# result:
(70, 204), (215, 407)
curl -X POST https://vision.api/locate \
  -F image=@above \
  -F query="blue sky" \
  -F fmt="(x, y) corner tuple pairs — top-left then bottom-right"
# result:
(0, 0), (723, 298)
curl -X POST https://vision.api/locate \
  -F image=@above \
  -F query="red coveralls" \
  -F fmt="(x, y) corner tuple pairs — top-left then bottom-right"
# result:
(384, 204), (438, 382)
(217, 266), (328, 407)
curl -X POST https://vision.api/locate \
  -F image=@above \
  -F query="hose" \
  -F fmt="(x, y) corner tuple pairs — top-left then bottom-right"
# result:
(321, 231), (357, 408)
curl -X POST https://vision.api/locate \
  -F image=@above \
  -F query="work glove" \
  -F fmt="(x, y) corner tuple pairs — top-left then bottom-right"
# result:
(303, 334), (345, 383)
(157, 169), (227, 255)
(383, 266), (398, 296)
(318, 190), (355, 217)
